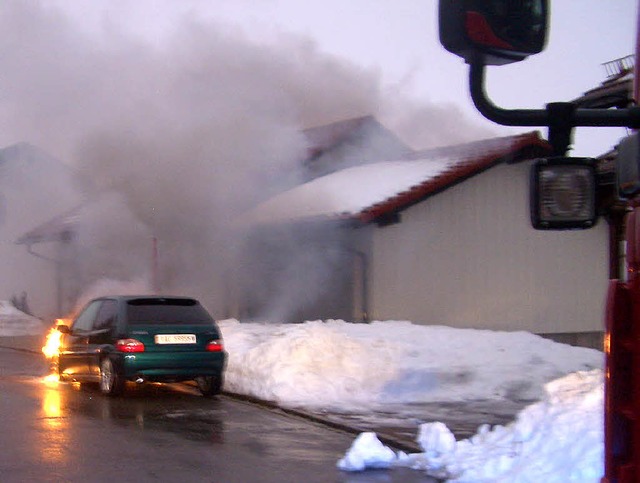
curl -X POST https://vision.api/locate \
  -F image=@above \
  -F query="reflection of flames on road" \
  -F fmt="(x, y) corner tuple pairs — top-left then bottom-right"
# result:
(38, 320), (71, 462)
(42, 318), (68, 359)
(43, 373), (60, 383)
(40, 385), (70, 463)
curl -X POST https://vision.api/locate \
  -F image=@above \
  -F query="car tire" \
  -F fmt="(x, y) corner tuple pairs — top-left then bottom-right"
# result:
(99, 357), (124, 396)
(196, 375), (222, 397)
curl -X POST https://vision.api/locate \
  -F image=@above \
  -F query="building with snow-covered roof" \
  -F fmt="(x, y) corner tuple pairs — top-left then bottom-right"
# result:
(234, 130), (608, 348)
(0, 143), (82, 318)
(16, 122), (610, 348)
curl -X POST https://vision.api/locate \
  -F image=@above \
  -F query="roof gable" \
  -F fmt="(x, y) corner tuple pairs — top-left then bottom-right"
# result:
(303, 115), (411, 179)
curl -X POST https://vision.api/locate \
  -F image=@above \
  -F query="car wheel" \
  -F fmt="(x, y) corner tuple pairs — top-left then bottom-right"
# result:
(196, 375), (222, 397)
(99, 357), (124, 396)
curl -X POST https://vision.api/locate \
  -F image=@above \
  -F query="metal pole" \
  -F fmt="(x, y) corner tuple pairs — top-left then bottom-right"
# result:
(469, 62), (640, 129)
(152, 237), (159, 294)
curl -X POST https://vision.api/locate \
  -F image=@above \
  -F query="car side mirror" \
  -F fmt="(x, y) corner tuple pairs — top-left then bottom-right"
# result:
(439, 0), (548, 65)
(57, 324), (71, 334)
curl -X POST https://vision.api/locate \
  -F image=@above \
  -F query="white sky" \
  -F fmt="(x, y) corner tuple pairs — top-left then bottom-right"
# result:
(49, 0), (638, 157)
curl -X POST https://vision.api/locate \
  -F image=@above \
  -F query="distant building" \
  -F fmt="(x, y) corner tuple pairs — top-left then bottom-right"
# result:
(0, 143), (81, 318)
(573, 55), (634, 109)
(573, 55), (635, 282)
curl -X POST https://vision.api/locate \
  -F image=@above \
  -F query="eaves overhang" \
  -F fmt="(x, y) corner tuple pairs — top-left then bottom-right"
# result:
(356, 131), (552, 224)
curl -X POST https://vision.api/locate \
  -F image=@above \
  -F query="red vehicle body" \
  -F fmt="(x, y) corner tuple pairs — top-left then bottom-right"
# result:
(602, 11), (640, 483)
(604, 205), (640, 482)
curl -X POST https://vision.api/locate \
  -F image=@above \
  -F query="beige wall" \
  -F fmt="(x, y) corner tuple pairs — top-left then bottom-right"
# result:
(368, 162), (609, 333)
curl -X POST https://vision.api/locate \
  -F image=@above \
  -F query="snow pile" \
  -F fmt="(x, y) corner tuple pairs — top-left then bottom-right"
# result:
(221, 319), (397, 406)
(218, 319), (605, 481)
(219, 319), (603, 408)
(0, 300), (44, 336)
(410, 370), (603, 481)
(337, 432), (397, 472)
(339, 370), (604, 482)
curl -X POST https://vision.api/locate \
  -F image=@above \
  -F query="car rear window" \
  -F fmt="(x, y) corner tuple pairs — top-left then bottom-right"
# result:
(126, 298), (214, 325)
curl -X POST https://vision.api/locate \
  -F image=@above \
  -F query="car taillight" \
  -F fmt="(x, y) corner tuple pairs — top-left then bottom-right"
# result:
(206, 339), (224, 352)
(116, 339), (145, 353)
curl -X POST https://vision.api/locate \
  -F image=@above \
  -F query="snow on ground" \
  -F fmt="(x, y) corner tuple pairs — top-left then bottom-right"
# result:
(219, 318), (604, 481)
(0, 307), (605, 481)
(339, 370), (603, 481)
(219, 319), (602, 408)
(0, 300), (45, 336)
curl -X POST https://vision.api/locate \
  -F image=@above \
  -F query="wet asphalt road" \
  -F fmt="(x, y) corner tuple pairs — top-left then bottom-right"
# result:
(0, 347), (439, 482)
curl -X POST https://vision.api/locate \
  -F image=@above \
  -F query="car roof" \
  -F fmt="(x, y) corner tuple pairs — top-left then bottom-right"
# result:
(90, 295), (200, 303)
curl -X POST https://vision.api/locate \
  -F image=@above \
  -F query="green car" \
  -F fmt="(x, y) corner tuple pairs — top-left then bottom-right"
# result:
(56, 295), (226, 397)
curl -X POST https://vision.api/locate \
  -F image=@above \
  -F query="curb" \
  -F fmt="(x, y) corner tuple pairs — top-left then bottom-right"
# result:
(0, 344), (40, 354)
(0, 340), (420, 453)
(223, 391), (421, 454)
(0, 335), (43, 354)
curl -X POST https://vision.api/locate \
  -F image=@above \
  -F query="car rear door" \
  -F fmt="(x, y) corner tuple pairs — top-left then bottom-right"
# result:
(86, 299), (118, 378)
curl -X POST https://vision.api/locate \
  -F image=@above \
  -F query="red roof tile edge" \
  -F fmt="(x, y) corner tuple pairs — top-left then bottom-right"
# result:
(357, 131), (552, 224)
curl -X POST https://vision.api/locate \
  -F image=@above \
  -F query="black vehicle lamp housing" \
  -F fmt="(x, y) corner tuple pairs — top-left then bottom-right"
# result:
(617, 132), (640, 199)
(439, 0), (548, 65)
(530, 157), (598, 230)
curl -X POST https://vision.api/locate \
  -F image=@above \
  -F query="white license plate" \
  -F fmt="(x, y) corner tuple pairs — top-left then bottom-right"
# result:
(154, 334), (196, 344)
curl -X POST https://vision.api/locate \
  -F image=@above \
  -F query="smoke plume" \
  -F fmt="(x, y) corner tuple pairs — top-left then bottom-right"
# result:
(0, 1), (494, 319)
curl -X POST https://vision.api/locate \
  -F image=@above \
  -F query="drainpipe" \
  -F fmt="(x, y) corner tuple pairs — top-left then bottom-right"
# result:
(352, 249), (369, 323)
(606, 207), (628, 280)
(151, 237), (159, 294)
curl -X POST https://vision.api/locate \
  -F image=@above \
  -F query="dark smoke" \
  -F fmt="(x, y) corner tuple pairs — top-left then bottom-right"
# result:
(0, 1), (494, 319)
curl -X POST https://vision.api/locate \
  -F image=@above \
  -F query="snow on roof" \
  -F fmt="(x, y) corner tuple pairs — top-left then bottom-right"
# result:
(16, 131), (551, 240)
(241, 131), (551, 226)
(241, 155), (454, 225)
